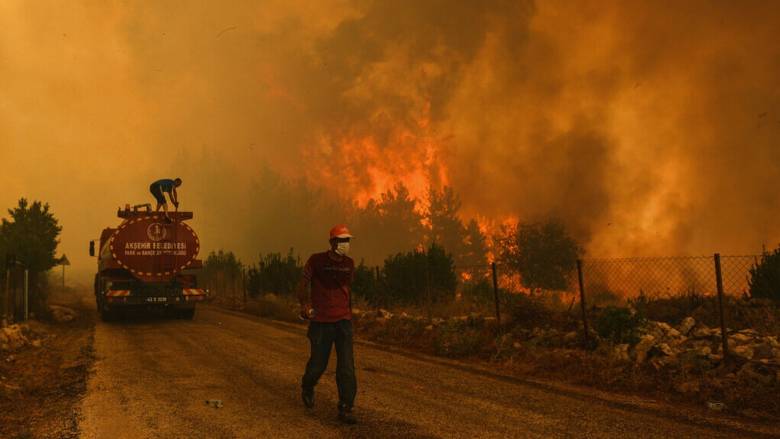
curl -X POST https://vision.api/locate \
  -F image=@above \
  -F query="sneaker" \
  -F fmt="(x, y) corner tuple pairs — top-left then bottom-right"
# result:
(338, 406), (357, 425)
(301, 388), (314, 409)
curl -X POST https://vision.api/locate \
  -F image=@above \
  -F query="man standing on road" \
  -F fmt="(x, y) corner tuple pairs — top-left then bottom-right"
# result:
(149, 178), (181, 221)
(297, 224), (358, 425)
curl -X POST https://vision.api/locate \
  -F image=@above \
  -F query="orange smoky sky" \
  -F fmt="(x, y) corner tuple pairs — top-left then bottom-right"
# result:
(1, 1), (779, 281)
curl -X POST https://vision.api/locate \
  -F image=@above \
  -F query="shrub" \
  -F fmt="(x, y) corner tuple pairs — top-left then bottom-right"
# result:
(246, 249), (302, 297)
(503, 293), (555, 328)
(352, 261), (381, 305)
(594, 306), (645, 344)
(382, 243), (457, 306)
(749, 248), (780, 301)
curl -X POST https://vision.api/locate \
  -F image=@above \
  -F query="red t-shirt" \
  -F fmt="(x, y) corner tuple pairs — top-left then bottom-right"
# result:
(303, 251), (354, 322)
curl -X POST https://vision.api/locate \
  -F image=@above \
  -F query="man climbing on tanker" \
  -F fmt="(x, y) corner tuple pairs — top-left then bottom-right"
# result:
(297, 224), (358, 425)
(149, 178), (182, 221)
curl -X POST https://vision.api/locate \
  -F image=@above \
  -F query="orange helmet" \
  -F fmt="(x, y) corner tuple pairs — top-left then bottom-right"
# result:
(329, 224), (353, 239)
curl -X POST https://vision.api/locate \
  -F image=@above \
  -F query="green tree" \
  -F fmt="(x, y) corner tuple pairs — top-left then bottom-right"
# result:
(426, 186), (466, 260)
(246, 249), (302, 297)
(0, 198), (62, 315)
(496, 218), (581, 291)
(352, 183), (425, 264)
(382, 242), (456, 305)
(748, 247), (780, 301)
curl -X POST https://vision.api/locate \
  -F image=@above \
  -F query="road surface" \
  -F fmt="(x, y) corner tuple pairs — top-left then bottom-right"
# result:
(79, 305), (779, 438)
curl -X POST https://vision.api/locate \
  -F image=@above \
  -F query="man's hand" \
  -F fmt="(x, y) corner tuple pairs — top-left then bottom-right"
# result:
(299, 304), (314, 320)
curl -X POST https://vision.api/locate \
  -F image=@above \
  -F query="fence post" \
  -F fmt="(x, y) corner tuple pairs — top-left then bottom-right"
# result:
(242, 268), (247, 309)
(714, 253), (729, 361)
(23, 269), (29, 321)
(491, 262), (501, 327)
(3, 269), (9, 325)
(576, 259), (590, 345)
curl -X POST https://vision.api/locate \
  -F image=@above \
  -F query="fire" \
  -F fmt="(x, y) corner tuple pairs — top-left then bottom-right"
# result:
(305, 100), (449, 213)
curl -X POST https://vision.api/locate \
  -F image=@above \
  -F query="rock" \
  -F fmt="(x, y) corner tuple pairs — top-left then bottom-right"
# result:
(732, 345), (754, 360)
(678, 317), (696, 336)
(635, 335), (656, 364)
(753, 343), (774, 360)
(691, 325), (715, 338)
(695, 345), (712, 356)
(738, 362), (775, 386)
(563, 331), (579, 343)
(31, 340), (42, 348)
(424, 324), (433, 331)
(49, 305), (76, 323)
(2, 325), (29, 350)
(378, 309), (393, 319)
(707, 401), (726, 411)
(657, 343), (675, 357)
(730, 333), (752, 345)
(512, 342), (522, 349)
(765, 336), (780, 349)
(675, 380), (700, 394)
(612, 344), (630, 361)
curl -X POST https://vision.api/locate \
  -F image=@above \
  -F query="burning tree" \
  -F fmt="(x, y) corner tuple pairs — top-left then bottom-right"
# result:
(496, 218), (581, 292)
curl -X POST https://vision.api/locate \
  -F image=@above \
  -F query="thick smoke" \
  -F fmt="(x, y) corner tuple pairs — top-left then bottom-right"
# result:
(1, 1), (779, 282)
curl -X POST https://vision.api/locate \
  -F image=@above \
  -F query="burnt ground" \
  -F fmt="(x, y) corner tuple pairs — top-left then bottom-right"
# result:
(0, 296), (95, 439)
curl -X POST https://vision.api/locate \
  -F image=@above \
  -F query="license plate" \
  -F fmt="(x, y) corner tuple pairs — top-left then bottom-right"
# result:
(146, 297), (168, 303)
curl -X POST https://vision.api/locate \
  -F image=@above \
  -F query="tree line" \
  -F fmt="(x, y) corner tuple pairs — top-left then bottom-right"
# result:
(201, 183), (585, 307)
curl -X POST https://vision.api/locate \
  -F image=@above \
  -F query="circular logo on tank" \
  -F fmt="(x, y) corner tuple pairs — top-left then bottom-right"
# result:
(109, 215), (200, 282)
(146, 223), (167, 242)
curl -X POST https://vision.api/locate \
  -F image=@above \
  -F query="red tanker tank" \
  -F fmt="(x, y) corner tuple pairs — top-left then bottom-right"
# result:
(90, 206), (206, 321)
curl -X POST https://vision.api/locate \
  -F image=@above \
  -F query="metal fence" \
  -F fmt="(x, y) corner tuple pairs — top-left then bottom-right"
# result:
(577, 253), (772, 358)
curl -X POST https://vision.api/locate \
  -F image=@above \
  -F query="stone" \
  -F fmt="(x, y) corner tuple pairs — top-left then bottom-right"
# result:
(765, 336), (780, 349)
(678, 317), (696, 335)
(730, 333), (752, 344)
(675, 380), (700, 394)
(563, 331), (579, 343)
(732, 345), (754, 360)
(31, 340), (41, 348)
(49, 305), (76, 323)
(378, 309), (393, 319)
(612, 344), (630, 361)
(753, 343), (774, 360)
(2, 325), (28, 350)
(512, 342), (522, 349)
(635, 335), (656, 364)
(424, 325), (434, 331)
(737, 362), (775, 386)
(691, 325), (715, 338)
(657, 343), (675, 356)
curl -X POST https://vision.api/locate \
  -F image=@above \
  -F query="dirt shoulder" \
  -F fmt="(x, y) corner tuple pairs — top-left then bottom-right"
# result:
(0, 297), (95, 439)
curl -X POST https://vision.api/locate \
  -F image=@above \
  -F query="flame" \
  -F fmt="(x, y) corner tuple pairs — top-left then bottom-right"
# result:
(305, 101), (449, 213)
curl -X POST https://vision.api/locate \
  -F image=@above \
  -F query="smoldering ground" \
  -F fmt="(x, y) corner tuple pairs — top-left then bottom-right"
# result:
(1, 0), (779, 278)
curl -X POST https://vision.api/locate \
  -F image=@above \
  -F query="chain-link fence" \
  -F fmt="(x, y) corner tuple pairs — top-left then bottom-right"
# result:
(577, 253), (779, 357)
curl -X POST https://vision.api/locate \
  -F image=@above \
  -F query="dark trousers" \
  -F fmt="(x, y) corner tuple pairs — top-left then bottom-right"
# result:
(301, 319), (357, 409)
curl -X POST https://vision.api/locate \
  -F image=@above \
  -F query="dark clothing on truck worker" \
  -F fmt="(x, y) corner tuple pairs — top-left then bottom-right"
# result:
(149, 178), (182, 220)
(297, 224), (357, 425)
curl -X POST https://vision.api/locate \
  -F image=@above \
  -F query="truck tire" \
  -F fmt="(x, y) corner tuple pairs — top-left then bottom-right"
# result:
(179, 308), (195, 320)
(100, 306), (117, 322)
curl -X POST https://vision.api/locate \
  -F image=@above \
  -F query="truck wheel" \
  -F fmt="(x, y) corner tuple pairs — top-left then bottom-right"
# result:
(100, 306), (117, 322)
(179, 308), (195, 320)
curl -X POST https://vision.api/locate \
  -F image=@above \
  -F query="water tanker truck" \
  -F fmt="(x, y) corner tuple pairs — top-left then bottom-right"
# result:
(89, 205), (207, 321)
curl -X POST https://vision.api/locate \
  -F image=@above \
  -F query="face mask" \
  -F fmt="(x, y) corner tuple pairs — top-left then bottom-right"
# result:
(335, 241), (350, 256)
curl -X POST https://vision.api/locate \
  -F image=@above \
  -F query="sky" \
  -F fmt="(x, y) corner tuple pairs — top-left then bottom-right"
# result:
(1, 0), (779, 284)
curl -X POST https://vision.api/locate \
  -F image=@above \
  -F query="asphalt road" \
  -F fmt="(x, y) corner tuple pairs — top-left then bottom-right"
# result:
(78, 305), (780, 438)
